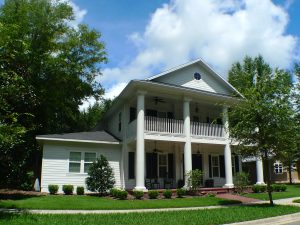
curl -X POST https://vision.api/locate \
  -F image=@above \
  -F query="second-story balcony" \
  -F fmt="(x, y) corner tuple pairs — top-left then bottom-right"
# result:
(128, 116), (224, 139)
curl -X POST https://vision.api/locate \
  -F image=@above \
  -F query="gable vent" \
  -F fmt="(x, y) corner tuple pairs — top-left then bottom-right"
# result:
(194, 72), (201, 80)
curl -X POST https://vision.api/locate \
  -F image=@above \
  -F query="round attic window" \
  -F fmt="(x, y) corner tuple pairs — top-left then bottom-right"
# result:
(194, 72), (201, 80)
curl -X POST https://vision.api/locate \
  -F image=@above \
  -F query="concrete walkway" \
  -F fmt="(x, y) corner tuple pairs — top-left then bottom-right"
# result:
(226, 212), (300, 225)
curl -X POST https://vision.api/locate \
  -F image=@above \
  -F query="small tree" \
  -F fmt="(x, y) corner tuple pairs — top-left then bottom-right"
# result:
(186, 169), (203, 192)
(86, 155), (115, 195)
(234, 172), (250, 194)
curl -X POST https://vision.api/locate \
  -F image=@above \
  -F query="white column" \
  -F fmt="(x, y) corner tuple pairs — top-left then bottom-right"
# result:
(223, 106), (234, 188)
(256, 158), (265, 185)
(134, 91), (147, 191)
(120, 103), (128, 189)
(183, 98), (192, 187)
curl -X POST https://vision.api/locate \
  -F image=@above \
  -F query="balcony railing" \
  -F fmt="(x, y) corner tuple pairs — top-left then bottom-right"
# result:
(144, 116), (224, 137)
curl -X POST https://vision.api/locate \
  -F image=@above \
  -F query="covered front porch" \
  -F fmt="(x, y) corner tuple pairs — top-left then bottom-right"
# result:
(124, 141), (241, 190)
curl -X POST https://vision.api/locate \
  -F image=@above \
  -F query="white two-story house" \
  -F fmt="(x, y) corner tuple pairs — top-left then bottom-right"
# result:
(37, 58), (265, 193)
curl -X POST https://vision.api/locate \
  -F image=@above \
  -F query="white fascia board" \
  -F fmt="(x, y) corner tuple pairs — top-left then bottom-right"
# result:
(36, 137), (121, 145)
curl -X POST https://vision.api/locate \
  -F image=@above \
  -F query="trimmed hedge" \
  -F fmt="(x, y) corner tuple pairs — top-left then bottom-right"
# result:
(252, 184), (267, 193)
(76, 186), (84, 195)
(148, 190), (159, 199)
(163, 189), (172, 199)
(62, 185), (74, 195)
(110, 188), (120, 198)
(133, 190), (144, 200)
(48, 184), (59, 195)
(272, 184), (287, 192)
(116, 190), (128, 200)
(176, 188), (186, 198)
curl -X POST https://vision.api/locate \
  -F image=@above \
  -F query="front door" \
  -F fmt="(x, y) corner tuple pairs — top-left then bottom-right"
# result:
(192, 154), (203, 171)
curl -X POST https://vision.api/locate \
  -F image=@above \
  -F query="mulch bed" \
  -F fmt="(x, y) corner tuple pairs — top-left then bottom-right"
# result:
(0, 189), (46, 200)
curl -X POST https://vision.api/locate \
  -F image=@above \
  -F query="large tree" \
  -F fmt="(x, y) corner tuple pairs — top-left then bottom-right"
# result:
(0, 0), (107, 188)
(228, 56), (297, 205)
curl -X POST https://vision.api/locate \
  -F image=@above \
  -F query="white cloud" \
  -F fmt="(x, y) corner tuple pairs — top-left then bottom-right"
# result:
(99, 0), (298, 100)
(104, 82), (127, 99)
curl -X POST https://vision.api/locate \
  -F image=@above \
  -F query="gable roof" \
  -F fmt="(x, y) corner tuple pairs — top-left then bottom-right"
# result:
(36, 131), (120, 144)
(146, 58), (243, 98)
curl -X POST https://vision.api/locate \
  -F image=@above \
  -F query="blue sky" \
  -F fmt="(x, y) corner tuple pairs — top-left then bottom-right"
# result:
(70, 0), (300, 105)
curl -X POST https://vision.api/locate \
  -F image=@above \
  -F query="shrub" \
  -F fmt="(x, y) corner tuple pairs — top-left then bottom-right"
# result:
(272, 184), (287, 192)
(62, 185), (74, 195)
(207, 192), (216, 197)
(20, 171), (35, 191)
(76, 186), (84, 195)
(133, 190), (144, 200)
(116, 190), (128, 200)
(186, 169), (203, 191)
(110, 188), (120, 197)
(234, 172), (250, 194)
(176, 188), (186, 198)
(148, 190), (159, 199)
(252, 184), (267, 193)
(163, 189), (172, 199)
(86, 155), (115, 195)
(48, 184), (59, 195)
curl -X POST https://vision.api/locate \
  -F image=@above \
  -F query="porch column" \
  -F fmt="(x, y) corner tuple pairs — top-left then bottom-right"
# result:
(223, 106), (234, 188)
(183, 97), (192, 187)
(256, 158), (265, 185)
(134, 91), (147, 191)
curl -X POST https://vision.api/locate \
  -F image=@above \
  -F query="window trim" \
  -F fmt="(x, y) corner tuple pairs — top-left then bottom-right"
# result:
(69, 151), (81, 173)
(211, 155), (220, 178)
(274, 161), (283, 174)
(68, 151), (97, 174)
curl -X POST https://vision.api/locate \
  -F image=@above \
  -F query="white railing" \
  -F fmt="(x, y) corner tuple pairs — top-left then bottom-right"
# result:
(145, 116), (224, 137)
(145, 116), (184, 134)
(191, 121), (224, 137)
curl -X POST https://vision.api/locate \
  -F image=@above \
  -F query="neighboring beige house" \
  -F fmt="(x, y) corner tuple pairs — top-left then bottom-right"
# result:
(37, 58), (267, 193)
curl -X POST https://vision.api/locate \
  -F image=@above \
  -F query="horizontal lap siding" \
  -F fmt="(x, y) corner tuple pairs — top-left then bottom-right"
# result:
(41, 143), (122, 193)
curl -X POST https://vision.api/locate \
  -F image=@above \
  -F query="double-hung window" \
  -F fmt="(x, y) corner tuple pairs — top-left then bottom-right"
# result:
(84, 152), (96, 173)
(274, 162), (283, 174)
(69, 152), (81, 173)
(211, 155), (220, 177)
(158, 154), (168, 178)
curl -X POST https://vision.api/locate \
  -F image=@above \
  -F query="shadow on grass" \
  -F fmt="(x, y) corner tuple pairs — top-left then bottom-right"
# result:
(0, 193), (43, 200)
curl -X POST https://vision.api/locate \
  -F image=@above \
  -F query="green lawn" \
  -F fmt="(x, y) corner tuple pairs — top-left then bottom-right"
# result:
(0, 195), (239, 210)
(245, 184), (300, 200)
(0, 205), (299, 225)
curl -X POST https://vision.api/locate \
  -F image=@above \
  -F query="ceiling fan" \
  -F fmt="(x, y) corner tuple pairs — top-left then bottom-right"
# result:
(153, 141), (163, 153)
(153, 96), (165, 105)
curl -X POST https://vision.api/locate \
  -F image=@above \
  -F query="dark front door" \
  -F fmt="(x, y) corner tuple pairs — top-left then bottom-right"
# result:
(192, 154), (203, 171)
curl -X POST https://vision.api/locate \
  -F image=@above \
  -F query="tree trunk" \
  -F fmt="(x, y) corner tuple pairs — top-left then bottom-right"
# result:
(263, 151), (274, 206)
(288, 161), (293, 184)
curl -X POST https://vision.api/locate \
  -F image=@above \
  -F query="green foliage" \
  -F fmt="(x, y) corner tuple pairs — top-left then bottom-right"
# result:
(176, 188), (186, 198)
(186, 169), (203, 191)
(0, 0), (107, 188)
(234, 172), (250, 194)
(228, 55), (298, 205)
(116, 190), (128, 200)
(86, 155), (115, 195)
(252, 184), (267, 193)
(109, 188), (120, 198)
(62, 185), (74, 195)
(272, 184), (287, 192)
(163, 190), (172, 199)
(148, 190), (159, 199)
(207, 192), (216, 197)
(48, 185), (59, 195)
(20, 171), (34, 191)
(133, 191), (144, 200)
(76, 186), (84, 195)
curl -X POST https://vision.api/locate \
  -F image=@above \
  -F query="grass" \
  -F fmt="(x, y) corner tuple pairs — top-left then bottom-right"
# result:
(0, 195), (239, 210)
(245, 184), (300, 200)
(0, 205), (300, 225)
(293, 199), (300, 203)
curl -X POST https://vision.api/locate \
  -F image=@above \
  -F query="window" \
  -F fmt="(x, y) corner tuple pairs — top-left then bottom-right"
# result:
(211, 156), (220, 177)
(69, 152), (81, 173)
(194, 72), (201, 80)
(232, 156), (236, 176)
(158, 154), (168, 178)
(274, 162), (283, 174)
(84, 152), (96, 173)
(118, 112), (122, 132)
(129, 107), (136, 122)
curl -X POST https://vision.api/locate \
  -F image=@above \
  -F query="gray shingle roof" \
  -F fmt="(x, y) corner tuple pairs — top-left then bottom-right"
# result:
(36, 131), (120, 143)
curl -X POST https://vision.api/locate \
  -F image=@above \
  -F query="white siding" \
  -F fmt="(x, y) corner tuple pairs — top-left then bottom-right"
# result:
(107, 110), (123, 140)
(153, 64), (231, 95)
(41, 142), (122, 193)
